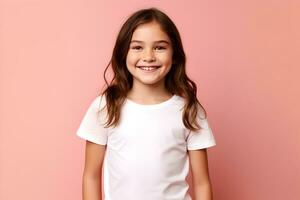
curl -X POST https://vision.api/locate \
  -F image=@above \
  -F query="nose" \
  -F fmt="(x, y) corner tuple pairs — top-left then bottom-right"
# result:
(142, 49), (156, 62)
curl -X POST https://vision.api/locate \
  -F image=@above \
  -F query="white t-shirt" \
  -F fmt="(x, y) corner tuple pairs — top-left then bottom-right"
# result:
(76, 94), (216, 200)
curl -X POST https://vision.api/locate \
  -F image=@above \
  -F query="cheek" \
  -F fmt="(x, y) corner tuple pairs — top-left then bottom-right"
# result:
(126, 53), (138, 65)
(126, 52), (137, 61)
(160, 52), (173, 65)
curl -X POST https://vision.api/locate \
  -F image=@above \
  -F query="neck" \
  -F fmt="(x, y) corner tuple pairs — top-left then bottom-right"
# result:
(127, 80), (173, 103)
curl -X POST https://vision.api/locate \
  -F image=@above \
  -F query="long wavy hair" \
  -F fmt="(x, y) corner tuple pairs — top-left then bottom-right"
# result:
(98, 7), (208, 132)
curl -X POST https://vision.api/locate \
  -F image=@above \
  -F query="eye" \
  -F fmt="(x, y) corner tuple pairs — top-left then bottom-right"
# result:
(155, 46), (166, 50)
(131, 46), (142, 50)
(130, 46), (166, 50)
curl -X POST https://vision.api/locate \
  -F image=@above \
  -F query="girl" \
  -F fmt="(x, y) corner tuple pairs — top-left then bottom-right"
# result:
(76, 7), (216, 200)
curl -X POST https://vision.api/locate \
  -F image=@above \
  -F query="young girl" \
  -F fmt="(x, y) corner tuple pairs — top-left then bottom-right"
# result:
(76, 7), (216, 200)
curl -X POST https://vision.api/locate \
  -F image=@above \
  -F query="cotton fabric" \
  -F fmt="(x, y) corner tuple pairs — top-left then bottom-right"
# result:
(76, 94), (216, 200)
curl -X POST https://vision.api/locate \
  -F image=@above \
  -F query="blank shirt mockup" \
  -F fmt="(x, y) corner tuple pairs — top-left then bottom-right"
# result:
(76, 94), (216, 200)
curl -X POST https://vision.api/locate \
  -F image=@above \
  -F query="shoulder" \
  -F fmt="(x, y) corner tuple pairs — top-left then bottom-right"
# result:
(175, 95), (185, 102)
(173, 94), (185, 107)
(176, 95), (207, 120)
(90, 94), (107, 111)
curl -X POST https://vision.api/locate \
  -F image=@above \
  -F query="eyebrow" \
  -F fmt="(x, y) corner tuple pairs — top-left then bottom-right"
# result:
(130, 40), (170, 44)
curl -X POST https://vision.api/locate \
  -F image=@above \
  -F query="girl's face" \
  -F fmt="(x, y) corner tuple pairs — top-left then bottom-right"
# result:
(126, 21), (173, 88)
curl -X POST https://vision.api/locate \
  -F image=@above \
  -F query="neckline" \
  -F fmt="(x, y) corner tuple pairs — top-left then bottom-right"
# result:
(125, 94), (177, 108)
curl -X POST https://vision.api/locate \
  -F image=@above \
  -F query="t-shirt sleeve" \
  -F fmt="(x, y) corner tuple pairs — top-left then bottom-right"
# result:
(186, 110), (216, 150)
(76, 95), (108, 145)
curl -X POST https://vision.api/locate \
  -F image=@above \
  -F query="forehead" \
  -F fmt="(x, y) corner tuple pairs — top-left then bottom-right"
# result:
(130, 22), (171, 43)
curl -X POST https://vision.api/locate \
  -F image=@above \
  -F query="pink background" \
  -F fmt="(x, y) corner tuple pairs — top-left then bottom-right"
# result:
(1, 0), (299, 199)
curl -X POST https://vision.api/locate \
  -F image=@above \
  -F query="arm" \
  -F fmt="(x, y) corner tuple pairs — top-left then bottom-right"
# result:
(188, 148), (214, 200)
(82, 141), (106, 200)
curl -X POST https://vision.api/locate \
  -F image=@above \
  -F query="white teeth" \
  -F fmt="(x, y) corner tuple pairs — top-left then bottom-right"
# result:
(138, 66), (160, 71)
(141, 67), (155, 71)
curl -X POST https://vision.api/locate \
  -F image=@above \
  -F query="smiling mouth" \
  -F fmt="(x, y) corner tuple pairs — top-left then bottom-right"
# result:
(137, 66), (161, 71)
(137, 65), (161, 68)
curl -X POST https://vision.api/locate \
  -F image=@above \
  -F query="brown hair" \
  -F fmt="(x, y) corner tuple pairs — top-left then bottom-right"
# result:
(98, 7), (208, 132)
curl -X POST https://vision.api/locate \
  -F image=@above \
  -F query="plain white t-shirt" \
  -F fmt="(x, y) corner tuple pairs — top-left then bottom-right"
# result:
(76, 94), (216, 200)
